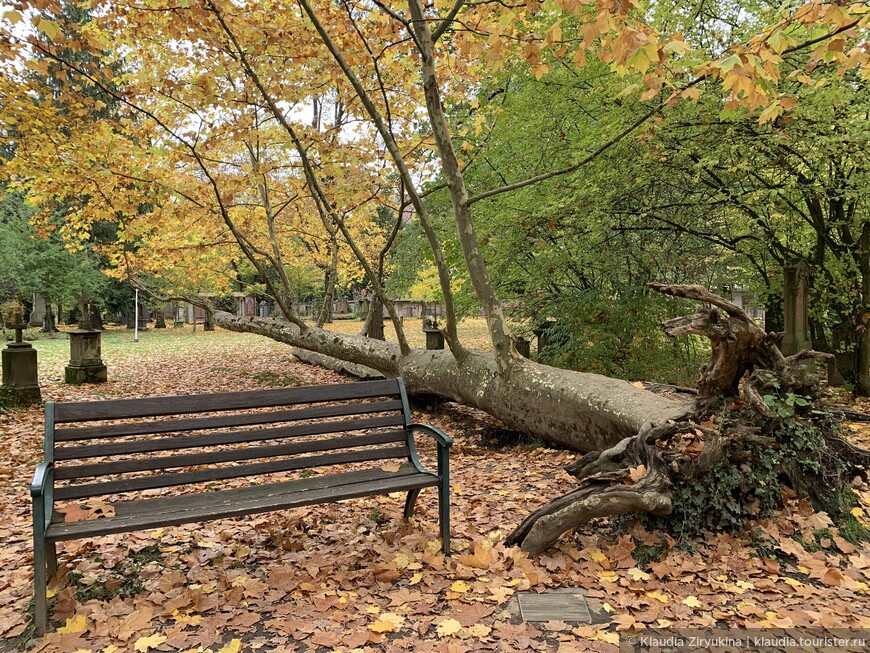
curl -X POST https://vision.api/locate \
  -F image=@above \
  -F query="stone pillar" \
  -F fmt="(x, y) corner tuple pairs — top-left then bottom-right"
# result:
(368, 298), (385, 341)
(42, 305), (57, 333)
(64, 330), (108, 384)
(423, 316), (444, 350)
(1, 323), (41, 407)
(204, 311), (214, 331)
(29, 293), (46, 327)
(782, 260), (812, 356)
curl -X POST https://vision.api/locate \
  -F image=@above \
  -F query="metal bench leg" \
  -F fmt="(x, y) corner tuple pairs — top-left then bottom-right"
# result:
(403, 489), (421, 519)
(33, 535), (48, 636)
(439, 481), (450, 554)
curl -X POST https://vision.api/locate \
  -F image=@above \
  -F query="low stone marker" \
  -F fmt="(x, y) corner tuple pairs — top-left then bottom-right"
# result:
(782, 260), (812, 356)
(515, 336), (531, 358)
(1, 321), (41, 407)
(423, 316), (445, 350)
(65, 329), (107, 384)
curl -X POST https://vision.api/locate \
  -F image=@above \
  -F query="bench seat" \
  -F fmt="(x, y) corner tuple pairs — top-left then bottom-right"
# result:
(48, 463), (438, 541)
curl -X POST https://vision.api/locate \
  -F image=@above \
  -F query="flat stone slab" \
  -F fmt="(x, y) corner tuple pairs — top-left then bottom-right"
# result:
(516, 588), (592, 623)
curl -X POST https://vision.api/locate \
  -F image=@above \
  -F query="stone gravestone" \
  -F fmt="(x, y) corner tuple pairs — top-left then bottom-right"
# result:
(1, 314), (41, 407)
(514, 336), (531, 358)
(42, 305), (57, 333)
(781, 260), (812, 356)
(65, 328), (108, 384)
(29, 293), (46, 328)
(368, 298), (385, 341)
(423, 316), (444, 350)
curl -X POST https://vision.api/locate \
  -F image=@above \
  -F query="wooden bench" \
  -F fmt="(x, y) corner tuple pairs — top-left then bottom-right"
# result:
(31, 378), (451, 634)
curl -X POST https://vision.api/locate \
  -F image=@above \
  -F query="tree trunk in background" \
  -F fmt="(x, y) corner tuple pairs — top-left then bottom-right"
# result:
(213, 311), (690, 451)
(858, 228), (870, 395)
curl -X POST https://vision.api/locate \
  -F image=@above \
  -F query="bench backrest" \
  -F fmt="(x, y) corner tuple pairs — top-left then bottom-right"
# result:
(45, 378), (414, 502)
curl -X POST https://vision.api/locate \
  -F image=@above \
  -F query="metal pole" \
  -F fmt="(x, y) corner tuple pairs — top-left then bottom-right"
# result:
(134, 289), (139, 343)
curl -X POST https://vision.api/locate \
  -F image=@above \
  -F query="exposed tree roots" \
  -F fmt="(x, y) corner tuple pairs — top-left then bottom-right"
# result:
(506, 284), (870, 555)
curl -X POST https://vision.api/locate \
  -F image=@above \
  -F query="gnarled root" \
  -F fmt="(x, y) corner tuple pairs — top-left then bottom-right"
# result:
(507, 421), (707, 555)
(505, 284), (867, 555)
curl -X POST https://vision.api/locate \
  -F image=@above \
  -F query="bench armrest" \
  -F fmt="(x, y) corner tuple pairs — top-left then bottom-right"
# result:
(409, 423), (453, 449)
(32, 462), (54, 535)
(31, 462), (53, 498)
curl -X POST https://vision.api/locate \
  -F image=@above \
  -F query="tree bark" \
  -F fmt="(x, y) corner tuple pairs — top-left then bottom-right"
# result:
(212, 311), (690, 451)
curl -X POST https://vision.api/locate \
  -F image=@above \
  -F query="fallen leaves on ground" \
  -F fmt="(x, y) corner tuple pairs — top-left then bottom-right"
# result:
(0, 326), (868, 653)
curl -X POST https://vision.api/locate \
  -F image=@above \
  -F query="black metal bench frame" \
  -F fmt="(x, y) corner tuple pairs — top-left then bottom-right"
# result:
(30, 377), (451, 634)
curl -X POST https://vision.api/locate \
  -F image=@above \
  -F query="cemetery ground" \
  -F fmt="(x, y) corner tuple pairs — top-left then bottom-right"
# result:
(0, 325), (869, 653)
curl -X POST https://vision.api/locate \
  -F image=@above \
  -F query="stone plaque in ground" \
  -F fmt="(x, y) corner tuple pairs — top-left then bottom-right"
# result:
(516, 588), (592, 623)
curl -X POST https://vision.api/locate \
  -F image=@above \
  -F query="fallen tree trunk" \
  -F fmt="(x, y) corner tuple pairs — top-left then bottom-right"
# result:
(212, 311), (690, 452)
(505, 284), (870, 554)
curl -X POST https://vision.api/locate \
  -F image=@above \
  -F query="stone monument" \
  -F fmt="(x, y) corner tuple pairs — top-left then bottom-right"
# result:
(423, 316), (444, 350)
(781, 260), (812, 356)
(64, 312), (107, 384)
(29, 293), (46, 328)
(1, 317), (41, 407)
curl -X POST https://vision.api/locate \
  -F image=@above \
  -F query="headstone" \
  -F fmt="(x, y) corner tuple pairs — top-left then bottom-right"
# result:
(174, 304), (185, 328)
(781, 260), (812, 356)
(42, 306), (57, 333)
(515, 336), (531, 358)
(1, 321), (41, 407)
(154, 310), (166, 328)
(423, 316), (444, 350)
(368, 298), (385, 341)
(204, 310), (214, 331)
(64, 329), (108, 384)
(29, 293), (46, 327)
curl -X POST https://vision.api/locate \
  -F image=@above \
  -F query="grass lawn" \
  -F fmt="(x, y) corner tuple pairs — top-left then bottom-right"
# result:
(322, 317), (495, 352)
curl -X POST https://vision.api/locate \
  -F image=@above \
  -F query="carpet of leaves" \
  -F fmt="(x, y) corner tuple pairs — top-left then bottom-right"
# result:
(1, 327), (869, 653)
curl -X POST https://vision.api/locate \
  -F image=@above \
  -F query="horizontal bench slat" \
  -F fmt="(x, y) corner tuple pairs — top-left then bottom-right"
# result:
(55, 430), (408, 480)
(108, 463), (420, 517)
(54, 399), (405, 442)
(54, 413), (407, 461)
(48, 465), (438, 541)
(53, 379), (401, 423)
(54, 445), (410, 500)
